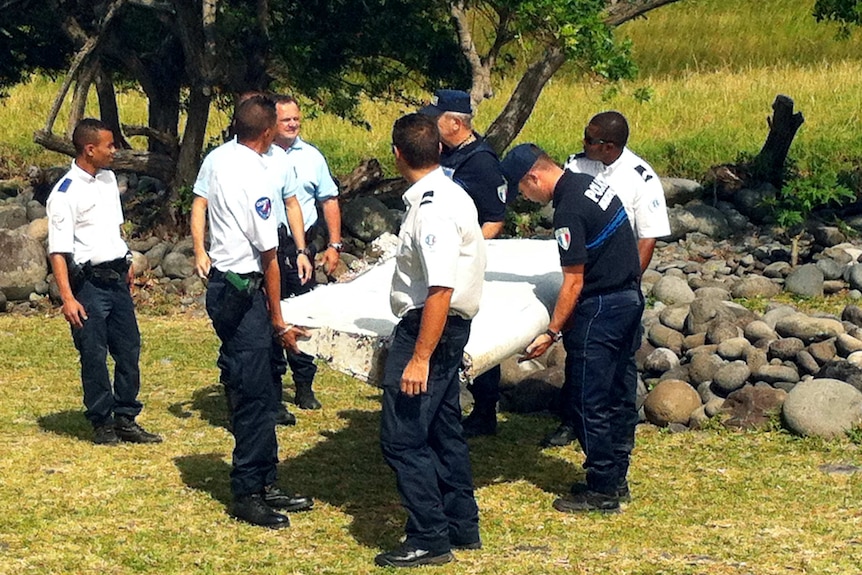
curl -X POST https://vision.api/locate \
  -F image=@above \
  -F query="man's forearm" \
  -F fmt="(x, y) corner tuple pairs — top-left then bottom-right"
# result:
(548, 265), (584, 334)
(638, 238), (657, 272)
(481, 220), (504, 240)
(49, 253), (75, 303)
(414, 286), (454, 361)
(284, 196), (307, 250)
(321, 197), (342, 243)
(190, 197), (208, 257)
(261, 248), (285, 327)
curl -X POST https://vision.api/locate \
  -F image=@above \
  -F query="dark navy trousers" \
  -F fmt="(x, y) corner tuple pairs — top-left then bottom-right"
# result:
(380, 310), (479, 553)
(561, 288), (644, 495)
(71, 278), (142, 427)
(468, 364), (500, 408)
(276, 227), (318, 390)
(207, 270), (278, 498)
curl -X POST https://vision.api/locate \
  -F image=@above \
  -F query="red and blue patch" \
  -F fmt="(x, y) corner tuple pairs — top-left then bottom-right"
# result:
(255, 197), (272, 219)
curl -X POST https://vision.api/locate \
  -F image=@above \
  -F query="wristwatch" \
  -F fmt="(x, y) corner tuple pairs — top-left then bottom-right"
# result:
(545, 328), (562, 342)
(296, 247), (312, 257)
(328, 242), (344, 253)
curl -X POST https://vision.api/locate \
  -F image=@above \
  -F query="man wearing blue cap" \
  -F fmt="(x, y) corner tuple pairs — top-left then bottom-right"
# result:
(419, 89), (508, 438)
(500, 143), (643, 514)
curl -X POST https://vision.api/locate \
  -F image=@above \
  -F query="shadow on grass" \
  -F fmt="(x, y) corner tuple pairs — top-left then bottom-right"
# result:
(174, 452), (232, 508)
(276, 408), (582, 550)
(168, 384), (230, 431)
(38, 409), (92, 442)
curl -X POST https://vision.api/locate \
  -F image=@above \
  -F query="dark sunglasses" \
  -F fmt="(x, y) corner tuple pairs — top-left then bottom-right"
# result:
(583, 134), (611, 146)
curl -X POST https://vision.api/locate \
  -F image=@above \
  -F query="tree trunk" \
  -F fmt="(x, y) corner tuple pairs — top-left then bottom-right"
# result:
(172, 86), (210, 192)
(68, 60), (98, 135)
(33, 130), (174, 183)
(484, 45), (566, 154)
(754, 94), (805, 188)
(95, 67), (132, 150)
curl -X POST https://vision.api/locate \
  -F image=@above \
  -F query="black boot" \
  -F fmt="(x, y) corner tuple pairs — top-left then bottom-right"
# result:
(114, 415), (162, 443)
(275, 403), (296, 426)
(295, 381), (322, 410)
(231, 493), (290, 528)
(462, 403), (497, 438)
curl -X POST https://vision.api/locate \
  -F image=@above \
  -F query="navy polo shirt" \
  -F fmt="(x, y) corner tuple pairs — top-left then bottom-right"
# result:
(552, 170), (640, 299)
(440, 135), (507, 225)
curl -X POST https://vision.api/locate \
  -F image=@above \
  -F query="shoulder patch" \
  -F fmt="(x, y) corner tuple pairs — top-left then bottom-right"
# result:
(555, 227), (571, 251)
(634, 165), (653, 182)
(255, 197), (272, 219)
(57, 178), (72, 193)
(497, 183), (508, 204)
(566, 152), (586, 165)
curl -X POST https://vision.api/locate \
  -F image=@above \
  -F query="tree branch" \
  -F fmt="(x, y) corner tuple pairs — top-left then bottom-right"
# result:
(603, 0), (682, 26)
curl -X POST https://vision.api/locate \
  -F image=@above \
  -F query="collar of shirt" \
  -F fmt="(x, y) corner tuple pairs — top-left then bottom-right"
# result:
(601, 146), (633, 178)
(68, 160), (108, 185)
(284, 135), (308, 155)
(231, 139), (270, 169)
(401, 166), (446, 208)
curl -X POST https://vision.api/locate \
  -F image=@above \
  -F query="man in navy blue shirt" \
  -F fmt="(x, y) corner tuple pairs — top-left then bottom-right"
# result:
(500, 144), (644, 514)
(419, 89), (508, 438)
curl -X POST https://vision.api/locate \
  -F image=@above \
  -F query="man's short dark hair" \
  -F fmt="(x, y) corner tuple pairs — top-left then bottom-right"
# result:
(72, 118), (111, 155)
(589, 111), (629, 148)
(233, 95), (277, 142)
(392, 113), (440, 170)
(272, 94), (299, 107)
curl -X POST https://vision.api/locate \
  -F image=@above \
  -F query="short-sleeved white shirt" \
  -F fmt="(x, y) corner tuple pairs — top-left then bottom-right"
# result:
(281, 136), (338, 232)
(565, 147), (670, 239)
(195, 139), (297, 227)
(46, 161), (129, 265)
(206, 142), (280, 274)
(390, 167), (486, 319)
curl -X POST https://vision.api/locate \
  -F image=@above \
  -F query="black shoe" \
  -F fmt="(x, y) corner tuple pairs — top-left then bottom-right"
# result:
(295, 384), (322, 410)
(275, 404), (296, 426)
(114, 416), (162, 443)
(570, 480), (631, 503)
(553, 490), (620, 514)
(93, 424), (120, 445)
(450, 537), (482, 550)
(462, 408), (497, 438)
(374, 544), (453, 567)
(232, 493), (290, 529)
(262, 485), (314, 512)
(541, 424), (576, 447)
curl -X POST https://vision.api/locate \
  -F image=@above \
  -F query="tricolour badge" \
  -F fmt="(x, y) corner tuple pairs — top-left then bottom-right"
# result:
(424, 233), (437, 248)
(255, 197), (272, 219)
(555, 227), (571, 251)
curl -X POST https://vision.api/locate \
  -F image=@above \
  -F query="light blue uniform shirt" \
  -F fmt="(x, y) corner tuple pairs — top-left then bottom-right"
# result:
(281, 136), (338, 233)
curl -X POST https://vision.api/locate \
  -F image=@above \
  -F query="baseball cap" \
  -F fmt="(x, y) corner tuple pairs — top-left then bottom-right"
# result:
(500, 143), (542, 198)
(418, 89), (473, 117)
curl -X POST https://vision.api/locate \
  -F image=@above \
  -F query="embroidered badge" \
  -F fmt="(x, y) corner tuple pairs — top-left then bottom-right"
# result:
(649, 198), (661, 211)
(424, 234), (437, 248)
(497, 183), (507, 204)
(555, 227), (571, 251)
(255, 197), (272, 219)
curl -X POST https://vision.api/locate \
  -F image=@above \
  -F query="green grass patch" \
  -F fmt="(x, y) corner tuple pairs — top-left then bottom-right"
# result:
(1, 313), (862, 574)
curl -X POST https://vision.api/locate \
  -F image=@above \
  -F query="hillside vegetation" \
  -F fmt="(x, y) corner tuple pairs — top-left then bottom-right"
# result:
(1, 0), (860, 182)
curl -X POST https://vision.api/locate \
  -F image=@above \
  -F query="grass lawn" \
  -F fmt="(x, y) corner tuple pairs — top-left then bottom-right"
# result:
(1, 313), (861, 574)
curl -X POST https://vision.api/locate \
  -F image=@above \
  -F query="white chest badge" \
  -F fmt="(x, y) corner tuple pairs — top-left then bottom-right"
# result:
(424, 233), (437, 248)
(497, 183), (507, 204)
(555, 227), (571, 251)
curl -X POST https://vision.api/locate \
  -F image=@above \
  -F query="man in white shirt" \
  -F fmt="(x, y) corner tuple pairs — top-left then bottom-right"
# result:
(203, 95), (312, 528)
(46, 118), (161, 446)
(376, 113), (486, 568)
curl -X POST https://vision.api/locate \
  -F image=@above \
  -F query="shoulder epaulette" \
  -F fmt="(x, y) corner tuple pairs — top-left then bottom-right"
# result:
(419, 190), (434, 206)
(634, 165), (654, 182)
(57, 178), (72, 193)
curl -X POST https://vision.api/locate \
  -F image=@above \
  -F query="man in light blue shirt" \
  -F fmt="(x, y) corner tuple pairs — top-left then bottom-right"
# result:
(272, 95), (343, 410)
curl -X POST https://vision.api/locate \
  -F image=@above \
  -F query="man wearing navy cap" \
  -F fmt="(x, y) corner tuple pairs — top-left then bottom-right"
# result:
(500, 143), (643, 514)
(419, 89), (508, 438)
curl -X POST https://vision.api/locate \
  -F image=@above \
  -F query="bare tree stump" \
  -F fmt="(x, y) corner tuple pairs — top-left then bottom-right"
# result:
(755, 95), (804, 187)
